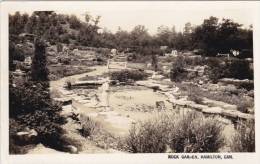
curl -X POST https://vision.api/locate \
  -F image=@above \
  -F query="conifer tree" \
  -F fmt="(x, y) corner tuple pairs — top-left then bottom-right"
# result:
(31, 38), (49, 81)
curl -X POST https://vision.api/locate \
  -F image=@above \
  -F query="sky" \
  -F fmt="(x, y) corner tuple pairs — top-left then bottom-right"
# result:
(10, 1), (255, 35)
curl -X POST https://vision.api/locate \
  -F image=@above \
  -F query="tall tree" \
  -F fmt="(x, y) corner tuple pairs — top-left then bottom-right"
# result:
(216, 19), (242, 52)
(192, 16), (219, 56)
(156, 25), (172, 47)
(31, 38), (49, 81)
(130, 25), (152, 48)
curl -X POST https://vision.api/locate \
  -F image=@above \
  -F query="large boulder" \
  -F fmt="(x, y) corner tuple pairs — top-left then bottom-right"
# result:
(16, 128), (38, 145)
(66, 145), (78, 154)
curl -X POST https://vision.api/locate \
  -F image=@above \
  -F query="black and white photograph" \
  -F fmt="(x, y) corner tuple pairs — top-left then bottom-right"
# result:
(1, 1), (260, 164)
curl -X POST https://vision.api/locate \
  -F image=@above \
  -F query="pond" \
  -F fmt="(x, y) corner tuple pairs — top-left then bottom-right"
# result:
(109, 86), (174, 121)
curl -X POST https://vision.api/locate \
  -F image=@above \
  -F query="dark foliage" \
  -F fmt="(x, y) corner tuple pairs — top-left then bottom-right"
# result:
(9, 82), (67, 153)
(206, 58), (253, 83)
(192, 17), (253, 58)
(9, 12), (252, 59)
(170, 56), (187, 82)
(123, 120), (167, 153)
(110, 69), (148, 82)
(31, 38), (49, 81)
(169, 112), (224, 153)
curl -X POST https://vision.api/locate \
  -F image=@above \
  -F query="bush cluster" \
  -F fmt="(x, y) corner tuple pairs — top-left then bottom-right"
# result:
(9, 81), (67, 153)
(122, 119), (168, 153)
(170, 56), (187, 82)
(206, 58), (253, 83)
(49, 66), (93, 80)
(110, 69), (148, 82)
(169, 113), (224, 152)
(79, 115), (100, 137)
(123, 112), (225, 153)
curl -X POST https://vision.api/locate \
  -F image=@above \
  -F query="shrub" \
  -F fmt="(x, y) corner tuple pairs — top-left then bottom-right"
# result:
(58, 135), (83, 152)
(9, 82), (50, 116)
(188, 92), (203, 104)
(206, 58), (253, 83)
(79, 115), (100, 137)
(122, 112), (224, 153)
(151, 54), (158, 72)
(31, 38), (49, 81)
(9, 119), (33, 154)
(123, 119), (168, 153)
(205, 57), (227, 83)
(9, 81), (67, 153)
(110, 69), (148, 82)
(57, 43), (63, 52)
(227, 59), (253, 80)
(9, 41), (25, 71)
(183, 56), (205, 66)
(170, 56), (187, 82)
(65, 80), (72, 90)
(49, 66), (93, 80)
(230, 120), (255, 152)
(237, 100), (251, 113)
(169, 112), (224, 153)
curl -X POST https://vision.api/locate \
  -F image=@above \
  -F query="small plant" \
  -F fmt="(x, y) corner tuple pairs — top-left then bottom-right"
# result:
(237, 100), (251, 113)
(65, 80), (72, 90)
(206, 58), (253, 83)
(230, 120), (255, 152)
(122, 112), (224, 153)
(58, 135), (83, 152)
(170, 56), (187, 82)
(110, 69), (148, 82)
(187, 91), (203, 104)
(151, 54), (158, 72)
(183, 56), (205, 66)
(169, 112), (224, 153)
(79, 115), (100, 137)
(123, 119), (168, 153)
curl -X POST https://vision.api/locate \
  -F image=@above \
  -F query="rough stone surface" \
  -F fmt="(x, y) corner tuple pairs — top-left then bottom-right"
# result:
(202, 98), (237, 111)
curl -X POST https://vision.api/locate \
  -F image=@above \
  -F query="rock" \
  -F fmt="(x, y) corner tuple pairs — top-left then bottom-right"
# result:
(202, 98), (237, 111)
(65, 145), (78, 154)
(152, 74), (164, 80)
(198, 80), (203, 85)
(219, 78), (253, 86)
(16, 129), (38, 144)
(202, 107), (223, 114)
(191, 104), (207, 112)
(54, 97), (72, 105)
(222, 110), (238, 119)
(236, 112), (254, 120)
(165, 145), (172, 153)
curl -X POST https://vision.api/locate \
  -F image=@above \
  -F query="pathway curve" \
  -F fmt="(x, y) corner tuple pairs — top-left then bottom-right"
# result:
(50, 65), (135, 137)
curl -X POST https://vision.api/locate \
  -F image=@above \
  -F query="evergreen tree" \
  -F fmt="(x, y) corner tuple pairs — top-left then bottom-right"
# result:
(31, 38), (49, 81)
